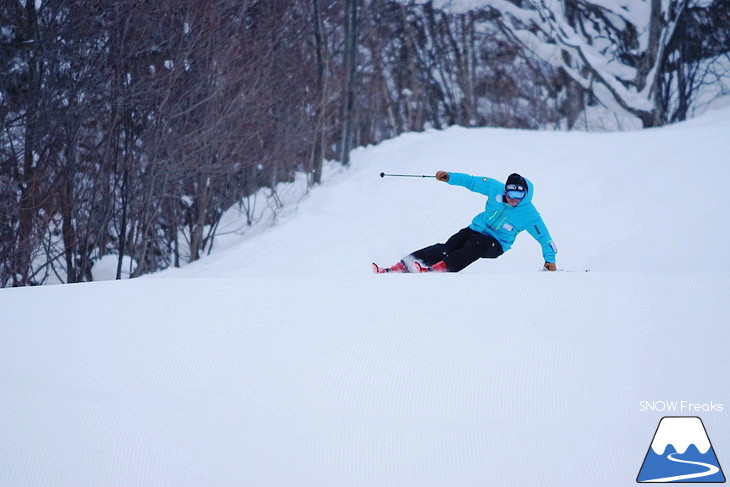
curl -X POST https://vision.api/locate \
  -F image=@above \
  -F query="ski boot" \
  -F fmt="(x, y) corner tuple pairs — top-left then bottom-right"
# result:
(372, 261), (409, 274)
(414, 261), (448, 273)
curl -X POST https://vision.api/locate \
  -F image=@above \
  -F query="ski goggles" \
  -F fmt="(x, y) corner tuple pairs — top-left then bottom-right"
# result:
(505, 184), (525, 199)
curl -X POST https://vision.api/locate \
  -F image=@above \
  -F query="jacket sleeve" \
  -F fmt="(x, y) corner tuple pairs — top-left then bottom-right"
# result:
(526, 211), (557, 263)
(446, 172), (498, 196)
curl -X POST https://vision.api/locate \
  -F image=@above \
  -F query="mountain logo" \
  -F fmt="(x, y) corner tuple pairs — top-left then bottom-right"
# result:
(637, 416), (725, 483)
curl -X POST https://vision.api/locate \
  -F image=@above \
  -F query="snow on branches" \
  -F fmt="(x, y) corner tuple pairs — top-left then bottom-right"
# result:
(420, 0), (692, 127)
(492, 0), (690, 127)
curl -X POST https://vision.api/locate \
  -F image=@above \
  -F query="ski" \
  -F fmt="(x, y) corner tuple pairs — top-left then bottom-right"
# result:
(372, 262), (409, 274)
(372, 263), (388, 274)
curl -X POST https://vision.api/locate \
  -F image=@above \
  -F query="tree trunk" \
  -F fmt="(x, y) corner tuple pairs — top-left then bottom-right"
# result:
(310, 0), (326, 185)
(14, 0), (43, 286)
(340, 0), (358, 167)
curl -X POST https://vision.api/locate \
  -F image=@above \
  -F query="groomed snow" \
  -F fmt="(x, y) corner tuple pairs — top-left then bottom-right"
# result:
(1, 107), (730, 486)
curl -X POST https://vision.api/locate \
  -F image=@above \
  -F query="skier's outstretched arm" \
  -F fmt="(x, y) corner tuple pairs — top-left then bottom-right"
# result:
(436, 171), (497, 196)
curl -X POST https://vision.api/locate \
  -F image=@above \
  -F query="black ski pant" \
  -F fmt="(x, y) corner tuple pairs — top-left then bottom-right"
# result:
(408, 227), (503, 272)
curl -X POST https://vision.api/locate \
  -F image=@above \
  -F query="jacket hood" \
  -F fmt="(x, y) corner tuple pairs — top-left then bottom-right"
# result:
(522, 177), (535, 205)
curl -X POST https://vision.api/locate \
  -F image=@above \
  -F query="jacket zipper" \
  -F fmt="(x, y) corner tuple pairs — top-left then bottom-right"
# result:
(489, 204), (509, 231)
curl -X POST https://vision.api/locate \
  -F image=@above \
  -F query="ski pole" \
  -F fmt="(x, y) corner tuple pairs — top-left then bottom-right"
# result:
(380, 172), (436, 178)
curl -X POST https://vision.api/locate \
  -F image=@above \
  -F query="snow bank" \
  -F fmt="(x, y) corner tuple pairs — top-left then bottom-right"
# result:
(1, 106), (729, 487)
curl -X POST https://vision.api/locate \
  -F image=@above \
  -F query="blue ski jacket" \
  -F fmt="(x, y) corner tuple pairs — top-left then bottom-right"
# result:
(446, 172), (557, 263)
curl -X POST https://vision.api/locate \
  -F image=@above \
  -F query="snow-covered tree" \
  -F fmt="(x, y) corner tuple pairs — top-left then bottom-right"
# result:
(489, 0), (693, 127)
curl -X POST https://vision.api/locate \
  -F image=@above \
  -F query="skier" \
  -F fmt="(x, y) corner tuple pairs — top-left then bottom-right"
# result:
(373, 171), (557, 273)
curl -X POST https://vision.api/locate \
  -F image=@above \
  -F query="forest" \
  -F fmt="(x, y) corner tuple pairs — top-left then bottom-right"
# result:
(1, 0), (728, 286)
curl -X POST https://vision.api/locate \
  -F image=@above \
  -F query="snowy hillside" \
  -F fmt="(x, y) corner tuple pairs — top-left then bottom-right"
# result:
(2, 109), (730, 487)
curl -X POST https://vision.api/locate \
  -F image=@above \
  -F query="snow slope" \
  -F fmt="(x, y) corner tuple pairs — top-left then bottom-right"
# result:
(2, 109), (730, 487)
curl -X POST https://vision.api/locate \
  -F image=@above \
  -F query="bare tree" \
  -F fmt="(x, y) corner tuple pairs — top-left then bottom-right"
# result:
(661, 1), (730, 122)
(339, 0), (359, 166)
